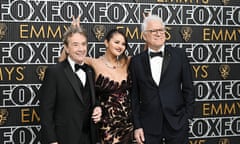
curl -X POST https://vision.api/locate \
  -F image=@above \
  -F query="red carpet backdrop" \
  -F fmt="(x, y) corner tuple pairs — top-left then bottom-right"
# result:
(0, 0), (240, 143)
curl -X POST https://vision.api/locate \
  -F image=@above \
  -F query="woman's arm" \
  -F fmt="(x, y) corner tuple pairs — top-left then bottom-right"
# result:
(83, 56), (94, 66)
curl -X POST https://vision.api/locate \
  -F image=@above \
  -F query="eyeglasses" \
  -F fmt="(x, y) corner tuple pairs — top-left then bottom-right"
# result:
(144, 28), (166, 35)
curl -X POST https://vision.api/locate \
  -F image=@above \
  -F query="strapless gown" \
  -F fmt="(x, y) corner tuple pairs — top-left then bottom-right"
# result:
(95, 74), (133, 144)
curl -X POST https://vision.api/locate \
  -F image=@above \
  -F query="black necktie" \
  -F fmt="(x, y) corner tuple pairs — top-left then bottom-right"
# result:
(149, 51), (163, 58)
(74, 64), (86, 72)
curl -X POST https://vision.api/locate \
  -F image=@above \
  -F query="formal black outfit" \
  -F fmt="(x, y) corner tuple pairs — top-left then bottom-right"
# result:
(39, 59), (99, 144)
(129, 45), (195, 144)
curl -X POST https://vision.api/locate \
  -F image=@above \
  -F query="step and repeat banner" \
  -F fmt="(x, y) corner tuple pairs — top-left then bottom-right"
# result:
(0, 0), (240, 143)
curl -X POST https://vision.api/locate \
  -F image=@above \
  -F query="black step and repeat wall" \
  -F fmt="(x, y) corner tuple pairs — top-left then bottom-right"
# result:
(0, 0), (240, 143)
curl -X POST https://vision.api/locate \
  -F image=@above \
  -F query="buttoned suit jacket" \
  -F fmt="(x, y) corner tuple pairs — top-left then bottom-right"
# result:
(39, 59), (99, 144)
(129, 45), (195, 135)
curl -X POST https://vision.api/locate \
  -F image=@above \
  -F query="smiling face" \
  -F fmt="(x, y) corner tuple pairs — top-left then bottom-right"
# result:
(143, 19), (166, 51)
(104, 32), (126, 57)
(65, 33), (87, 64)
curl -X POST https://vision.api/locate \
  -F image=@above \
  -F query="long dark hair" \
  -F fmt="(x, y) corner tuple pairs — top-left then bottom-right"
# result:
(105, 29), (128, 61)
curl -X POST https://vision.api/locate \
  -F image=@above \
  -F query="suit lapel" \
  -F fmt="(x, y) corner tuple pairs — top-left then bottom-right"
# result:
(85, 66), (96, 108)
(63, 60), (85, 104)
(161, 46), (171, 79)
(142, 51), (157, 86)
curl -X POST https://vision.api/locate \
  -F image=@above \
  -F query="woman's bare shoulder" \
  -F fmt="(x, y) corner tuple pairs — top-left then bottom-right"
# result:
(84, 57), (95, 65)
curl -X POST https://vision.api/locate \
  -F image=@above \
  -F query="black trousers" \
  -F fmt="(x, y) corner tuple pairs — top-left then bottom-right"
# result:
(144, 118), (189, 144)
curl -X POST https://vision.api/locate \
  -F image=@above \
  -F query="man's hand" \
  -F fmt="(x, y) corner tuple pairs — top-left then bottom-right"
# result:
(134, 128), (145, 144)
(92, 106), (102, 123)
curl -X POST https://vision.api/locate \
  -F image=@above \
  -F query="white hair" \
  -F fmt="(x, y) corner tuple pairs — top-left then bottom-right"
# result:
(142, 15), (165, 32)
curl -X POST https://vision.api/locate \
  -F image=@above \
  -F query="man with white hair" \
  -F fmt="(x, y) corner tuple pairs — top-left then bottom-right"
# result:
(130, 15), (195, 144)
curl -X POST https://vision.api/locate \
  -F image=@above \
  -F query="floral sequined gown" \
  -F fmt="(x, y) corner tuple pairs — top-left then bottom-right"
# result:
(95, 74), (133, 144)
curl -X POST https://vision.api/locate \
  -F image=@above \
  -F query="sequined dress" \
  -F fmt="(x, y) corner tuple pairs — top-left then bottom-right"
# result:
(95, 74), (133, 144)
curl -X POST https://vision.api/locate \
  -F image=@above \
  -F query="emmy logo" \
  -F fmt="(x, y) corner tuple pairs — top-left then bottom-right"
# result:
(0, 109), (8, 125)
(218, 138), (230, 144)
(180, 27), (192, 42)
(36, 66), (48, 81)
(221, 0), (230, 5)
(92, 25), (106, 41)
(219, 64), (230, 79)
(0, 23), (7, 40)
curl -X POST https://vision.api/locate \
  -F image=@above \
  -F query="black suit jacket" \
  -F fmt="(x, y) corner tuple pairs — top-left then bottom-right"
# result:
(39, 59), (99, 144)
(129, 45), (195, 135)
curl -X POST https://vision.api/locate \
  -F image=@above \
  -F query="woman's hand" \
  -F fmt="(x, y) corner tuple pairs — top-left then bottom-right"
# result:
(92, 106), (102, 123)
(134, 128), (145, 144)
(71, 15), (80, 27)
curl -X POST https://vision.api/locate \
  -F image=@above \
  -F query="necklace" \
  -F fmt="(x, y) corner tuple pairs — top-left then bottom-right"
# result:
(102, 55), (122, 69)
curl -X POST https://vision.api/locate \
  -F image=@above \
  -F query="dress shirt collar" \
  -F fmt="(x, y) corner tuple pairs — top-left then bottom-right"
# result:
(67, 57), (84, 72)
(148, 45), (165, 57)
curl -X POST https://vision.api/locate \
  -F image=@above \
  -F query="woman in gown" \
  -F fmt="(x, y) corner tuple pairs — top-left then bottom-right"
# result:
(92, 29), (133, 143)
(59, 22), (133, 143)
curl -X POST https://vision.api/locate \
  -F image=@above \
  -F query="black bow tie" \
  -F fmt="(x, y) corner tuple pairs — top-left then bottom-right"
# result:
(74, 64), (86, 72)
(149, 51), (163, 58)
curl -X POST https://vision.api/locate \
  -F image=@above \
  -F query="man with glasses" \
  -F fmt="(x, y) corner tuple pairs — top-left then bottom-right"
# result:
(129, 15), (195, 144)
